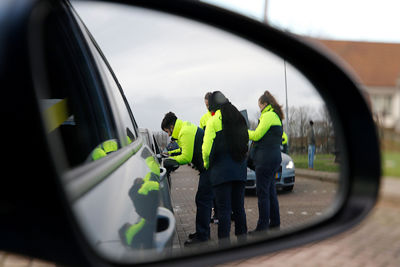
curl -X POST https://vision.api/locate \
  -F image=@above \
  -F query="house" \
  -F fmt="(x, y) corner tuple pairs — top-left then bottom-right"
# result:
(312, 39), (400, 132)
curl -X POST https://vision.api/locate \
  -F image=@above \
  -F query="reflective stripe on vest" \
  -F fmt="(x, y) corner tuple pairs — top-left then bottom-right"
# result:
(138, 180), (159, 195)
(125, 218), (146, 245)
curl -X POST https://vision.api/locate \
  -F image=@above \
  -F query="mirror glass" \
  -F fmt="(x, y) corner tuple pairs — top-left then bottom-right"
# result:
(66, 1), (341, 263)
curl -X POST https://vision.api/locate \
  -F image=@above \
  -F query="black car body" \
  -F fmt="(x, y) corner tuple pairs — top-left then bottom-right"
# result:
(1, 0), (175, 261)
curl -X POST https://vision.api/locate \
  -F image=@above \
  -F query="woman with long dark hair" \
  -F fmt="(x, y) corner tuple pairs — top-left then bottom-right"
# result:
(249, 90), (283, 233)
(202, 91), (248, 245)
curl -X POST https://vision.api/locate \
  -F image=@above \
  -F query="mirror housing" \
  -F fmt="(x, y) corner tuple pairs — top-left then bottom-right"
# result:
(0, 0), (380, 266)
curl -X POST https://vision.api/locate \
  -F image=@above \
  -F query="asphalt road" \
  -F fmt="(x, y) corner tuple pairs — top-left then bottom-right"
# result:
(170, 165), (338, 248)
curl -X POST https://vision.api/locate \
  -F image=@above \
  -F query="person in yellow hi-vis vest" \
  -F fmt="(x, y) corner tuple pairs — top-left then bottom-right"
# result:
(199, 92), (212, 130)
(119, 149), (160, 249)
(161, 112), (213, 246)
(199, 91), (219, 224)
(202, 91), (248, 246)
(281, 131), (288, 153)
(248, 90), (283, 233)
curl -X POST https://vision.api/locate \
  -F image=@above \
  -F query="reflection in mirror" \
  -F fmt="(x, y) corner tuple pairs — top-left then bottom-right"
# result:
(69, 1), (341, 263)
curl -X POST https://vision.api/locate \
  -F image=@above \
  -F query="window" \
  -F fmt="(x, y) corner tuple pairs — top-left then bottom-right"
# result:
(372, 94), (393, 117)
(91, 48), (138, 145)
(77, 23), (139, 146)
(40, 12), (120, 168)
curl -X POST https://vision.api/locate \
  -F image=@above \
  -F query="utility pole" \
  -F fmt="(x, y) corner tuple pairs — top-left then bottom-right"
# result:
(263, 0), (268, 24)
(264, 0), (289, 126)
(284, 60), (289, 131)
(264, 0), (290, 151)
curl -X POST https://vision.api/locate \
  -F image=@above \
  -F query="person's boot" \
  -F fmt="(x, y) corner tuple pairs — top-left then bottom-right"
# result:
(184, 236), (207, 247)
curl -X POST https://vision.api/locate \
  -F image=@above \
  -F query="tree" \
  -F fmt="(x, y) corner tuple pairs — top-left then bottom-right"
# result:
(316, 105), (335, 153)
(286, 106), (312, 153)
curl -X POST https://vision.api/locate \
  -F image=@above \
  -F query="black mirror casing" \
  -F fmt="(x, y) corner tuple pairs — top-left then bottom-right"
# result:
(0, 0), (380, 266)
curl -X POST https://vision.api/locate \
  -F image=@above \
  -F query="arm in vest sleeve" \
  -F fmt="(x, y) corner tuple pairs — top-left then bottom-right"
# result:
(170, 126), (194, 165)
(202, 111), (220, 169)
(282, 131), (288, 145)
(248, 105), (280, 141)
(199, 111), (211, 130)
(167, 147), (181, 156)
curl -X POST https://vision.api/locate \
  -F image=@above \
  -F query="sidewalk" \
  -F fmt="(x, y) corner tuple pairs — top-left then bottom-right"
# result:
(220, 174), (400, 267)
(380, 176), (400, 201)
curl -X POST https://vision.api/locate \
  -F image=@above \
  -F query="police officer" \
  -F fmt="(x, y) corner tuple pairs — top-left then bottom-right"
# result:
(161, 112), (213, 246)
(90, 139), (119, 161)
(199, 92), (219, 224)
(119, 177), (160, 249)
(202, 91), (248, 246)
(119, 149), (161, 249)
(248, 90), (283, 233)
(199, 92), (212, 130)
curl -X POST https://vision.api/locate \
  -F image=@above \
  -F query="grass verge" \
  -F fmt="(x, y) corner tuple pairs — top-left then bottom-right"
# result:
(290, 153), (339, 173)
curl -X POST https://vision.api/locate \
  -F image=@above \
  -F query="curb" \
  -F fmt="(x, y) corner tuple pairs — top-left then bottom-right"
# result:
(296, 168), (339, 183)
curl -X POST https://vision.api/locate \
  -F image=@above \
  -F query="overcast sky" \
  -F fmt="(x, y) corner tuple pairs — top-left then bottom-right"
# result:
(73, 1), (325, 132)
(204, 0), (400, 43)
(72, 0), (400, 132)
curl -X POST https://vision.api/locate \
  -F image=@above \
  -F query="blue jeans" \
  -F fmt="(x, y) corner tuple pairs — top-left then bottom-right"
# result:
(308, 145), (315, 169)
(195, 170), (214, 241)
(213, 181), (247, 241)
(255, 165), (280, 230)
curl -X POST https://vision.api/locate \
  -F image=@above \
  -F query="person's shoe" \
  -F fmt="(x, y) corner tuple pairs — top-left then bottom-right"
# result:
(248, 227), (267, 235)
(184, 237), (207, 247)
(188, 232), (197, 239)
(269, 225), (280, 231)
(237, 234), (247, 244)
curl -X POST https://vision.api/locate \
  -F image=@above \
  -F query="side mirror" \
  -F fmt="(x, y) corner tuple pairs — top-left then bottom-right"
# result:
(163, 158), (180, 173)
(0, 0), (380, 266)
(156, 153), (163, 163)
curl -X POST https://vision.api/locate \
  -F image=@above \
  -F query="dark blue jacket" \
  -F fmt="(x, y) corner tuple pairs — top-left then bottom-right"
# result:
(202, 110), (247, 186)
(248, 105), (282, 167)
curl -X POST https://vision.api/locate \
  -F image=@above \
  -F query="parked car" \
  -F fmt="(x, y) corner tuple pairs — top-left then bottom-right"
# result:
(246, 152), (295, 192)
(1, 0), (175, 261)
(140, 128), (178, 190)
(0, 0), (380, 266)
(139, 128), (163, 161)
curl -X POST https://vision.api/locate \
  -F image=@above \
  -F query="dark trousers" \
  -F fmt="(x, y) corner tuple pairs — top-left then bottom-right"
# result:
(255, 165), (281, 230)
(195, 170), (214, 240)
(213, 181), (247, 241)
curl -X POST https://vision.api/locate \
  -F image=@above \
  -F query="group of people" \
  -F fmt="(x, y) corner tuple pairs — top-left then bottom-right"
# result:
(161, 90), (284, 247)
